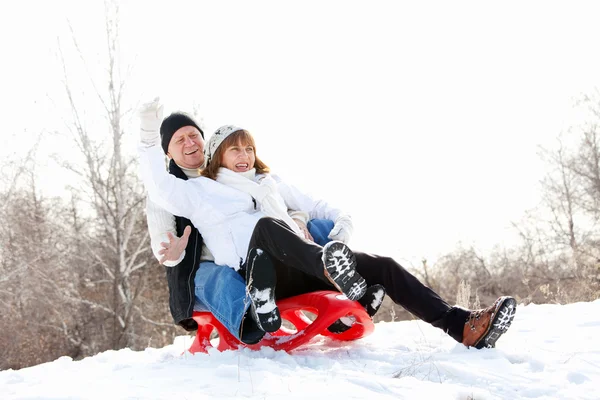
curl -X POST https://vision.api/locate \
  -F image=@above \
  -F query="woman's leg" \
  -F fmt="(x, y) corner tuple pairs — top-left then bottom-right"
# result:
(273, 260), (334, 299)
(262, 218), (337, 299)
(249, 218), (325, 279)
(353, 252), (470, 342)
(247, 217), (367, 300)
(243, 247), (281, 333)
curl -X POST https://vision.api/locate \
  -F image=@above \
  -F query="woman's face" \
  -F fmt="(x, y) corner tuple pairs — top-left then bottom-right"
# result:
(221, 140), (255, 172)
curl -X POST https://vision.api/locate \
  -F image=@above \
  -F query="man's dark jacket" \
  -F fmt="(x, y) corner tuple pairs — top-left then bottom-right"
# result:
(165, 160), (204, 331)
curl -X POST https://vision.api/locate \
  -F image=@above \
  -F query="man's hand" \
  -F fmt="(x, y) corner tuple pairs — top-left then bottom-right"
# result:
(293, 218), (314, 242)
(138, 97), (164, 145)
(158, 225), (191, 265)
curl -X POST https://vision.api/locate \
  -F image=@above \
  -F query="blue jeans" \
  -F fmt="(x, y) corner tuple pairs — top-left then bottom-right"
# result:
(194, 261), (250, 341)
(193, 219), (333, 339)
(307, 219), (334, 246)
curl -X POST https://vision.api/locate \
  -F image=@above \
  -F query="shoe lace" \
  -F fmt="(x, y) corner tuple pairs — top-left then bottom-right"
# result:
(467, 309), (484, 331)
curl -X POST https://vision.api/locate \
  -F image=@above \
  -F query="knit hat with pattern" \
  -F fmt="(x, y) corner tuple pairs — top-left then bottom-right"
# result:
(204, 125), (244, 164)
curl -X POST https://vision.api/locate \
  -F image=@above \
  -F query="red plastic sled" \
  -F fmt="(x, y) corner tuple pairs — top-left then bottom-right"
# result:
(187, 290), (374, 354)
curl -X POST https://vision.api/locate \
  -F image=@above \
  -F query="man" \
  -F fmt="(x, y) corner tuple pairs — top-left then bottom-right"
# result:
(141, 103), (516, 350)
(144, 109), (272, 344)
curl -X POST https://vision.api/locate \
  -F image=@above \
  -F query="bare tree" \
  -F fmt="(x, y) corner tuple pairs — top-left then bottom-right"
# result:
(427, 92), (600, 307)
(0, 2), (181, 370)
(55, 1), (170, 352)
(0, 144), (91, 369)
(535, 92), (600, 282)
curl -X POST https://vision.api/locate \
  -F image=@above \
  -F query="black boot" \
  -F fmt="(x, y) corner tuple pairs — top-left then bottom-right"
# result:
(322, 241), (367, 301)
(327, 284), (386, 334)
(245, 247), (281, 333)
(239, 312), (266, 345)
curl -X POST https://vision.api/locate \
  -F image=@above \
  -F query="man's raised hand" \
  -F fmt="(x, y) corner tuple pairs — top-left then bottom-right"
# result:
(138, 97), (164, 145)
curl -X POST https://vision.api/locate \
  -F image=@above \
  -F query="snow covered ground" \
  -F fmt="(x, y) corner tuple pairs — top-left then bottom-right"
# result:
(1, 299), (599, 400)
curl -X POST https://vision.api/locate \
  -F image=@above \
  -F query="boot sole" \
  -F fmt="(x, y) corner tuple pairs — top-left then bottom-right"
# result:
(476, 297), (517, 349)
(246, 249), (281, 333)
(322, 241), (366, 301)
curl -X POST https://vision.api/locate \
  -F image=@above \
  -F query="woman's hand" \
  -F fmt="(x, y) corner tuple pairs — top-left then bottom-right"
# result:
(328, 214), (353, 244)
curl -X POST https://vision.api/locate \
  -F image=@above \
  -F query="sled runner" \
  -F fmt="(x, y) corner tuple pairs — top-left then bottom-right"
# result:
(187, 290), (375, 354)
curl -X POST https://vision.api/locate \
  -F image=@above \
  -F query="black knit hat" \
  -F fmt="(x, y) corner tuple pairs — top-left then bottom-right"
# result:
(159, 112), (204, 154)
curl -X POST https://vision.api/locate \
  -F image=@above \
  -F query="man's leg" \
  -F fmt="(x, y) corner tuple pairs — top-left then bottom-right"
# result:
(307, 219), (335, 246)
(353, 252), (469, 342)
(354, 252), (517, 348)
(194, 261), (263, 344)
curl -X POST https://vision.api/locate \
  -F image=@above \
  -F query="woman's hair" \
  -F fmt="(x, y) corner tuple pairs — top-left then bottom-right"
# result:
(201, 129), (270, 180)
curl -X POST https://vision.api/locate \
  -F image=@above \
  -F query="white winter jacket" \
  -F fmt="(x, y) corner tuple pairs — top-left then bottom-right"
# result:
(139, 145), (344, 271)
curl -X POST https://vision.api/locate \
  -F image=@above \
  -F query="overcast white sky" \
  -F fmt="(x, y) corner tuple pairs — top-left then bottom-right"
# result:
(2, 0), (600, 266)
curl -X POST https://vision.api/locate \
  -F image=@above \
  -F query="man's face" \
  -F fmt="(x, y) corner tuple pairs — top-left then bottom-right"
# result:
(167, 126), (205, 169)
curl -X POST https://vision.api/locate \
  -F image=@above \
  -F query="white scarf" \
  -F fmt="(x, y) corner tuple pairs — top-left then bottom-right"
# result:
(216, 168), (303, 237)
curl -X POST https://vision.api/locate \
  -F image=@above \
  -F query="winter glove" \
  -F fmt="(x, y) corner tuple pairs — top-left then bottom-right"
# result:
(138, 97), (164, 146)
(328, 214), (353, 244)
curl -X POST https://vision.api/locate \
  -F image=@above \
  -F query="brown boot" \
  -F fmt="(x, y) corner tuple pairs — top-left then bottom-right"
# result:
(462, 296), (517, 349)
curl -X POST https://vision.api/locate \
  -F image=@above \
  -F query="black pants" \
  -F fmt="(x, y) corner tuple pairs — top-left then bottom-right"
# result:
(246, 217), (331, 286)
(247, 217), (469, 342)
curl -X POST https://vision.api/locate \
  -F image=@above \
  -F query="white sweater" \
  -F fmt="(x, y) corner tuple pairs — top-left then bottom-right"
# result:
(139, 145), (343, 271)
(146, 165), (217, 267)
